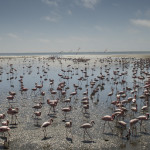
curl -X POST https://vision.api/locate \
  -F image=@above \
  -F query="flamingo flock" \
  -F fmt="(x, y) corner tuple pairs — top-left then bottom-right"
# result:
(0, 55), (150, 149)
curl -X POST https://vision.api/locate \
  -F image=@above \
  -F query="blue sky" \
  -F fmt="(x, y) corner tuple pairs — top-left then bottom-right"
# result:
(0, 0), (150, 53)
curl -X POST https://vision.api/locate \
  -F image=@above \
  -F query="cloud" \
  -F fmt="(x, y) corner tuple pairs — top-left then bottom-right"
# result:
(43, 16), (58, 22)
(130, 19), (150, 28)
(42, 12), (61, 22)
(77, 0), (101, 9)
(0, 37), (2, 41)
(41, 0), (58, 6)
(7, 33), (20, 39)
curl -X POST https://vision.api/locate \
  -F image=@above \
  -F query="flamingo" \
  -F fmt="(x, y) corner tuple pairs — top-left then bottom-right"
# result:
(129, 118), (139, 136)
(137, 113), (149, 132)
(9, 91), (16, 97)
(40, 91), (45, 101)
(47, 99), (58, 114)
(41, 119), (53, 138)
(7, 107), (19, 125)
(2, 120), (9, 126)
(35, 81), (43, 92)
(83, 89), (88, 96)
(61, 106), (72, 121)
(80, 120), (95, 140)
(107, 89), (113, 102)
(32, 102), (42, 111)
(131, 104), (138, 115)
(65, 121), (73, 140)
(31, 87), (37, 96)
(34, 111), (41, 120)
(64, 97), (71, 105)
(7, 95), (14, 104)
(118, 121), (127, 138)
(82, 104), (89, 114)
(0, 114), (5, 123)
(141, 101), (148, 113)
(113, 110), (125, 122)
(102, 114), (115, 133)
(70, 90), (77, 99)
(0, 126), (10, 138)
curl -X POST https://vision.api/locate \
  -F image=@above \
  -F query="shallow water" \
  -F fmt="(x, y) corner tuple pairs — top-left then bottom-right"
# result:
(0, 55), (150, 150)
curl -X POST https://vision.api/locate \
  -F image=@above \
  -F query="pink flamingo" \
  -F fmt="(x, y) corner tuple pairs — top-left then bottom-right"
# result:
(40, 91), (45, 101)
(50, 90), (57, 98)
(21, 87), (28, 98)
(83, 89), (88, 96)
(70, 90), (77, 99)
(32, 102), (42, 111)
(129, 118), (139, 136)
(131, 104), (138, 115)
(118, 121), (127, 138)
(7, 95), (14, 104)
(31, 87), (37, 96)
(34, 111), (41, 120)
(47, 99), (58, 114)
(7, 107), (19, 125)
(137, 113), (149, 132)
(0, 114), (5, 123)
(2, 120), (9, 126)
(0, 126), (10, 138)
(82, 104), (89, 114)
(65, 121), (73, 139)
(9, 91), (16, 96)
(41, 119), (53, 138)
(35, 81), (43, 92)
(61, 106), (72, 121)
(64, 97), (71, 105)
(80, 120), (95, 140)
(102, 114), (115, 133)
(107, 89), (113, 102)
(141, 101), (148, 113)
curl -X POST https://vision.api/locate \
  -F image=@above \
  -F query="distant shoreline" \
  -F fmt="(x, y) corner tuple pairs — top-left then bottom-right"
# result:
(0, 51), (150, 57)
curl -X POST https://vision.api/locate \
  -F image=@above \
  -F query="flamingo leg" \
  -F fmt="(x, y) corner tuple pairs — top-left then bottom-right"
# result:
(64, 113), (67, 120)
(14, 115), (17, 124)
(103, 121), (106, 133)
(11, 115), (13, 124)
(48, 107), (51, 114)
(66, 128), (68, 137)
(43, 128), (47, 138)
(45, 128), (47, 137)
(85, 129), (92, 140)
(131, 126), (133, 135)
(143, 124), (147, 132)
(52, 107), (54, 113)
(140, 121), (142, 132)
(83, 130), (86, 140)
(15, 115), (19, 124)
(7, 131), (10, 137)
(70, 128), (73, 139)
(120, 128), (124, 138)
(108, 122), (113, 132)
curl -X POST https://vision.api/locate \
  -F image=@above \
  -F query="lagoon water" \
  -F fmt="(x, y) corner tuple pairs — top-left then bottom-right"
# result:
(0, 53), (150, 149)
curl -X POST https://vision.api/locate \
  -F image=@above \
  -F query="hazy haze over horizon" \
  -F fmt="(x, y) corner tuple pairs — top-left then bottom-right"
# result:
(0, 0), (150, 53)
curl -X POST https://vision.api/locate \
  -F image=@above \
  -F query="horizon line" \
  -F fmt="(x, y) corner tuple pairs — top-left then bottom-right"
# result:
(0, 50), (150, 54)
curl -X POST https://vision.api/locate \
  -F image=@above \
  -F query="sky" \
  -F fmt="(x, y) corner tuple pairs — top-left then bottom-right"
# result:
(0, 0), (150, 53)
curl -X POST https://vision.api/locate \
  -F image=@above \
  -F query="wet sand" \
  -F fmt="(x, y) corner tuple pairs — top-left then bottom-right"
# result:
(0, 54), (150, 150)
